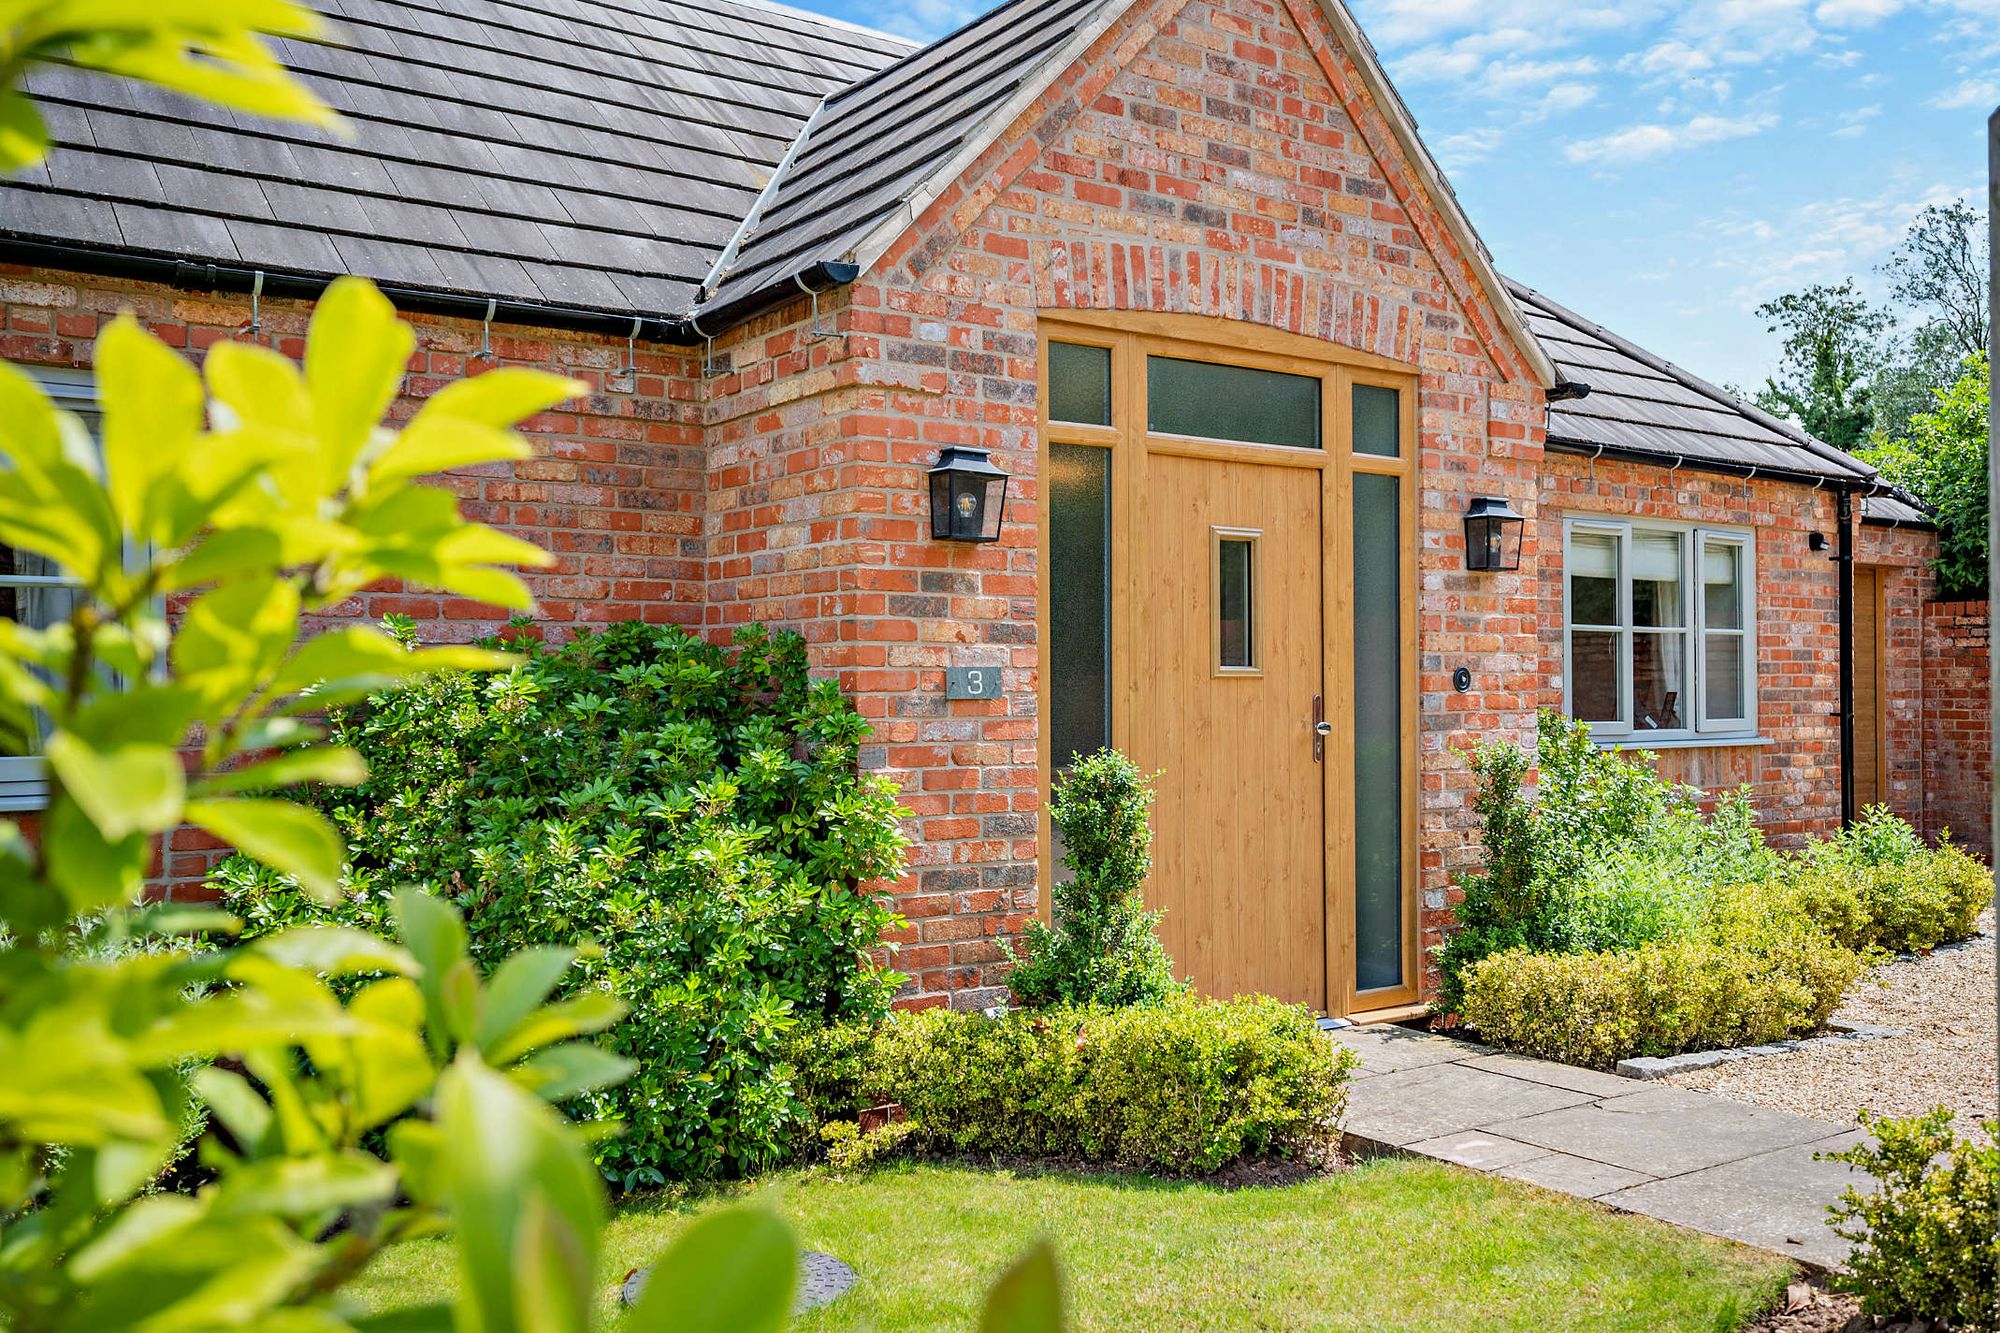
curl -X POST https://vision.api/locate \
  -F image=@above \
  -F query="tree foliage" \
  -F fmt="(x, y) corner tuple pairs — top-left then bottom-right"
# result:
(1751, 280), (1887, 452)
(1862, 353), (1990, 595)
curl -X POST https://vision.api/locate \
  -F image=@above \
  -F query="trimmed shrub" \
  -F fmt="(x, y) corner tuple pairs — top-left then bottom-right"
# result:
(1795, 807), (1993, 954)
(1826, 1109), (1999, 1330)
(811, 996), (1354, 1175)
(1005, 749), (1184, 1009)
(1457, 936), (1860, 1070)
(215, 619), (909, 1188)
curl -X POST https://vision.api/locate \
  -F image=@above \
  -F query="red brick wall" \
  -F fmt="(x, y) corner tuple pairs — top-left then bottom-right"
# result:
(1918, 598), (1991, 857)
(1, 267), (706, 891)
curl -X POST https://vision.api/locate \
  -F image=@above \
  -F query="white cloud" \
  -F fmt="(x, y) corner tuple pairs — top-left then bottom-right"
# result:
(1562, 112), (1777, 164)
(1831, 103), (1882, 136)
(1813, 0), (1904, 25)
(1931, 76), (2000, 109)
(1434, 127), (1508, 169)
(1625, 39), (1716, 77)
(1535, 82), (1601, 116)
(1711, 182), (1968, 310)
(1355, 0), (1663, 49)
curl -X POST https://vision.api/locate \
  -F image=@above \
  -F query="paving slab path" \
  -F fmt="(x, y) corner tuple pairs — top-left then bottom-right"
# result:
(1327, 1025), (1866, 1270)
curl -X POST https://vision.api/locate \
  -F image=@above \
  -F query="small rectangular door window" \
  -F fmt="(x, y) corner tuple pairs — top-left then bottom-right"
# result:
(1213, 529), (1258, 673)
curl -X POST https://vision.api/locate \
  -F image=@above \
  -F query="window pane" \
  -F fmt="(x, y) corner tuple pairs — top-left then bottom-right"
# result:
(1570, 630), (1620, 722)
(0, 583), (85, 758)
(1568, 532), (1618, 626)
(1632, 630), (1687, 731)
(1353, 472), (1402, 992)
(1048, 342), (1111, 426)
(0, 548), (71, 583)
(1705, 634), (1745, 721)
(1049, 443), (1111, 768)
(1632, 531), (1683, 627)
(1703, 542), (1742, 629)
(1352, 383), (1400, 457)
(1146, 356), (1320, 449)
(1216, 537), (1254, 669)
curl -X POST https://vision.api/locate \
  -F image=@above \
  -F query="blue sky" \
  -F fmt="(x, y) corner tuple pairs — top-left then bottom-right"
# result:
(788, 0), (1992, 390)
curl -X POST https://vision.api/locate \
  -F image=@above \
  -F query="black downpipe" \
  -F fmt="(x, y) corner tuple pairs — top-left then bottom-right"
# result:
(1836, 486), (1856, 826)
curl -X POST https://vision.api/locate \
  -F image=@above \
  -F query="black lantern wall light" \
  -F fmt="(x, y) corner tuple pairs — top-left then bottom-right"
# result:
(928, 446), (1010, 542)
(1462, 496), (1525, 572)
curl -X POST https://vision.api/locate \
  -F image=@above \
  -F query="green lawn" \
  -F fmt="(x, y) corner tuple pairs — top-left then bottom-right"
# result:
(350, 1158), (1791, 1332)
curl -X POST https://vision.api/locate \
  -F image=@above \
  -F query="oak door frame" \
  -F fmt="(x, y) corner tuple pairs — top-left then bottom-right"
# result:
(1034, 312), (1420, 1016)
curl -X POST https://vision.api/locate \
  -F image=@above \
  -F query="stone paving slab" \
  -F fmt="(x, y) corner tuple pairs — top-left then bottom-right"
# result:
(1325, 1025), (1490, 1077)
(1602, 1131), (1868, 1269)
(1488, 1087), (1837, 1177)
(1404, 1130), (1552, 1171)
(1344, 1061), (1597, 1146)
(1500, 1151), (1658, 1199)
(1333, 1024), (1860, 1270)
(1459, 1052), (1644, 1098)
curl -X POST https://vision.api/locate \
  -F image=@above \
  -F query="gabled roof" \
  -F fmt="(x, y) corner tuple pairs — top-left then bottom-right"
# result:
(696, 0), (1106, 315)
(0, 0), (913, 318)
(1508, 278), (1882, 485)
(700, 0), (1557, 384)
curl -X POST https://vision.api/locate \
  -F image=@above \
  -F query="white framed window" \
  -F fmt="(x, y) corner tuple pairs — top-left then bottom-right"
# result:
(0, 367), (100, 811)
(1562, 516), (1758, 743)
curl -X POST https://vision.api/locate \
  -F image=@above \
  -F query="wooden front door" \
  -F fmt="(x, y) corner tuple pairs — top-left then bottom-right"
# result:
(1131, 452), (1326, 1007)
(1854, 565), (1885, 809)
(1037, 314), (1419, 1016)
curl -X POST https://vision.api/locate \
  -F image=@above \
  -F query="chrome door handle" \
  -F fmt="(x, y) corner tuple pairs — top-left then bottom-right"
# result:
(1313, 721), (1333, 736)
(1312, 695), (1327, 763)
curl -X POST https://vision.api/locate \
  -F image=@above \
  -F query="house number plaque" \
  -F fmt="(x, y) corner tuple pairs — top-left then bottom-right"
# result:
(945, 666), (1002, 699)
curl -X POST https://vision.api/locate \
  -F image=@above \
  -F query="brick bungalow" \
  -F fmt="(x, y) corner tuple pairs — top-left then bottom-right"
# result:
(0, 0), (1986, 1016)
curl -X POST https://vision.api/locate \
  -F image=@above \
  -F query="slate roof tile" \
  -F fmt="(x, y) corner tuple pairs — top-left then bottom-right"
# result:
(0, 0), (915, 316)
(1508, 278), (1877, 484)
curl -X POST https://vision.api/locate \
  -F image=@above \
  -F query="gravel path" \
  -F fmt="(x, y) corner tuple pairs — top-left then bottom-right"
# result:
(1664, 910), (1996, 1126)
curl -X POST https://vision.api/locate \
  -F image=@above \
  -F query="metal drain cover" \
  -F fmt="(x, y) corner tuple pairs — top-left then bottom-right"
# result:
(796, 1250), (858, 1310)
(620, 1250), (857, 1313)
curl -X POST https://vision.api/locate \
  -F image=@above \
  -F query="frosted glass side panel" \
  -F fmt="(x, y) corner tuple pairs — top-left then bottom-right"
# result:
(1049, 443), (1111, 768)
(1353, 471), (1403, 992)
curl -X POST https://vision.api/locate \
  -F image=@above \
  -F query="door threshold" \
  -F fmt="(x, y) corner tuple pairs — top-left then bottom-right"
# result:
(1331, 1001), (1430, 1027)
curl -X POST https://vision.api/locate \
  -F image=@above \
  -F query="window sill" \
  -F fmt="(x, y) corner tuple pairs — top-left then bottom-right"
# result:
(1592, 734), (1771, 752)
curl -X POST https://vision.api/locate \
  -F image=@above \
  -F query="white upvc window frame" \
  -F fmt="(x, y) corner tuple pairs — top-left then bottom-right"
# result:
(0, 367), (100, 811)
(1561, 515), (1760, 745)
